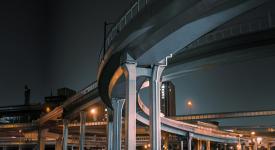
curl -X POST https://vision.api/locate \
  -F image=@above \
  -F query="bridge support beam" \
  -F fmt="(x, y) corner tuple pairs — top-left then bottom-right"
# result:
(149, 65), (165, 150)
(123, 61), (137, 150)
(112, 98), (125, 150)
(63, 119), (68, 150)
(79, 111), (86, 150)
(107, 111), (113, 150)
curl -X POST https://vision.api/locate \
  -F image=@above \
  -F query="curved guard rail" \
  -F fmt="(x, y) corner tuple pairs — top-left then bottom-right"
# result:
(137, 81), (238, 142)
(99, 0), (152, 61)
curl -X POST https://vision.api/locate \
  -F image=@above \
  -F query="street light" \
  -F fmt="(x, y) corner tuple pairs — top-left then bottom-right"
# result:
(90, 108), (96, 115)
(187, 100), (193, 114)
(46, 107), (51, 113)
(144, 145), (148, 149)
(90, 108), (98, 121)
(251, 131), (255, 135)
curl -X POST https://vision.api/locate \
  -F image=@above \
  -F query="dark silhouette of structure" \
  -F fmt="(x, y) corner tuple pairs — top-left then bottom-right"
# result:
(24, 85), (30, 105)
(161, 81), (176, 116)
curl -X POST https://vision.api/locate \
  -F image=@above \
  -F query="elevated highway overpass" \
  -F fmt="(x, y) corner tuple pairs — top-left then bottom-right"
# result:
(35, 0), (275, 149)
(1, 0), (275, 149)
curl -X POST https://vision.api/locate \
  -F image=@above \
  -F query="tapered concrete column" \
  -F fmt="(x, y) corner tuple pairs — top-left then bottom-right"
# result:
(107, 111), (113, 150)
(149, 65), (165, 150)
(206, 141), (211, 150)
(38, 129), (46, 150)
(123, 62), (137, 150)
(188, 134), (192, 150)
(112, 98), (125, 150)
(79, 111), (86, 150)
(63, 119), (69, 150)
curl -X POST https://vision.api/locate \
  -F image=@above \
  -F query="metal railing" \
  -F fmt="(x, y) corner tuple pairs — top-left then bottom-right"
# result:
(99, 0), (152, 62)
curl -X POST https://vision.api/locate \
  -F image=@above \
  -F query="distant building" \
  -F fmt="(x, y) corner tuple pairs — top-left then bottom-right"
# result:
(161, 81), (176, 116)
(0, 104), (41, 124)
(43, 87), (76, 113)
(57, 87), (76, 97)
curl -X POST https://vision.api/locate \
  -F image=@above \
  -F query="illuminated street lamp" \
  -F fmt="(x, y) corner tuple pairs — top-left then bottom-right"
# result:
(46, 107), (51, 113)
(90, 108), (97, 121)
(144, 145), (147, 149)
(90, 108), (96, 115)
(251, 131), (255, 136)
(187, 100), (193, 114)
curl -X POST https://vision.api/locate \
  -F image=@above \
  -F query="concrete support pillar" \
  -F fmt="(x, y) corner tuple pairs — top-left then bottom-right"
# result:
(224, 143), (227, 150)
(112, 98), (125, 150)
(206, 141), (211, 150)
(63, 120), (69, 150)
(123, 62), (137, 150)
(149, 65), (165, 150)
(241, 144), (246, 150)
(196, 140), (202, 150)
(267, 144), (271, 150)
(188, 134), (192, 150)
(107, 111), (113, 150)
(253, 143), (257, 150)
(38, 129), (46, 150)
(3, 146), (7, 150)
(71, 146), (74, 150)
(79, 111), (86, 150)
(180, 141), (184, 150)
(55, 137), (62, 150)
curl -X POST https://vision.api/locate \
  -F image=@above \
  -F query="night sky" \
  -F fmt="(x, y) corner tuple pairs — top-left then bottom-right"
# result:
(0, 0), (131, 106)
(0, 0), (275, 125)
